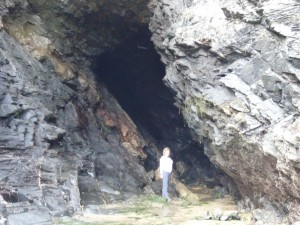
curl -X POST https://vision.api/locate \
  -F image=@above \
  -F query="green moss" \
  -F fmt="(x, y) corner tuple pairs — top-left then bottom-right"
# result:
(118, 195), (167, 216)
(181, 198), (193, 208)
(142, 195), (168, 205)
(181, 196), (209, 208)
(184, 96), (207, 118)
(195, 98), (207, 118)
(181, 198), (198, 208)
(99, 121), (112, 136)
(214, 191), (224, 199)
(119, 205), (149, 215)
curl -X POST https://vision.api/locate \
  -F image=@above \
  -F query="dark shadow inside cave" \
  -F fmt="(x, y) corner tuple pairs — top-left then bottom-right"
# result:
(92, 27), (221, 185)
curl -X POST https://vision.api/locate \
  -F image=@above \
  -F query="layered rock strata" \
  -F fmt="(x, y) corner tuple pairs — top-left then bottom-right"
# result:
(150, 0), (300, 222)
(0, 1), (154, 223)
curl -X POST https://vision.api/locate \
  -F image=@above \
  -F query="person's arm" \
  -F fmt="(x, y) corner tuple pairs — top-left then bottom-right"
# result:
(159, 158), (163, 178)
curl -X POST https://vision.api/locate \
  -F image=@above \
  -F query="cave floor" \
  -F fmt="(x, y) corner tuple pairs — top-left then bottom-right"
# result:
(55, 185), (254, 225)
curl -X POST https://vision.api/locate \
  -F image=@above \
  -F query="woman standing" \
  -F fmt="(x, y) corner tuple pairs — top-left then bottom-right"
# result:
(159, 147), (173, 201)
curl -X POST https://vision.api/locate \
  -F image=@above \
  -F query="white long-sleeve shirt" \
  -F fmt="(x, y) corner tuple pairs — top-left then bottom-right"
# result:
(159, 156), (173, 177)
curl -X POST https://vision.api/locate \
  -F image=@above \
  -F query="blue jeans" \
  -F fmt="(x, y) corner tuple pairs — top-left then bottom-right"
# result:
(162, 171), (171, 199)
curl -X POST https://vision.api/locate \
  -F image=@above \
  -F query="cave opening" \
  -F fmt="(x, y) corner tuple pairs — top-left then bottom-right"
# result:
(92, 27), (221, 185)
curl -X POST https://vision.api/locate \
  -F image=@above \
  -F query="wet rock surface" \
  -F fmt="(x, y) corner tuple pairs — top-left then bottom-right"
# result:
(0, 2), (154, 222)
(150, 0), (300, 222)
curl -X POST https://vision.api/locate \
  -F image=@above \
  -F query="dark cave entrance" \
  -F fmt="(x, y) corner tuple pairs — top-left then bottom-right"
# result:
(92, 27), (220, 185)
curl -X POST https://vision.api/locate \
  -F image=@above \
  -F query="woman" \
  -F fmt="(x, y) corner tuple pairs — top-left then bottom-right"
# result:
(159, 147), (173, 201)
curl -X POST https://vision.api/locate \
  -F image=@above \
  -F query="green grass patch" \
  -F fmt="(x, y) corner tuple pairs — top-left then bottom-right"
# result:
(118, 195), (167, 216)
(142, 195), (168, 205)
(181, 197), (208, 208)
(181, 199), (193, 208)
(119, 204), (149, 215)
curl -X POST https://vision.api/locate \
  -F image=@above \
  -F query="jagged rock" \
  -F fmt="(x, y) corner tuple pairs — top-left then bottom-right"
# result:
(0, 2), (154, 221)
(252, 208), (283, 225)
(204, 208), (223, 220)
(143, 184), (155, 195)
(38, 123), (66, 141)
(150, 0), (300, 221)
(175, 161), (187, 177)
(82, 205), (102, 216)
(0, 126), (26, 150)
(174, 180), (200, 202)
(0, 104), (20, 117)
(204, 209), (240, 221)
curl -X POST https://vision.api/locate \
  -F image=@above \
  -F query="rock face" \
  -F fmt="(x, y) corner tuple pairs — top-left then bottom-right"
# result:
(0, 26), (154, 222)
(1, 0), (150, 61)
(0, 1), (157, 223)
(150, 0), (300, 222)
